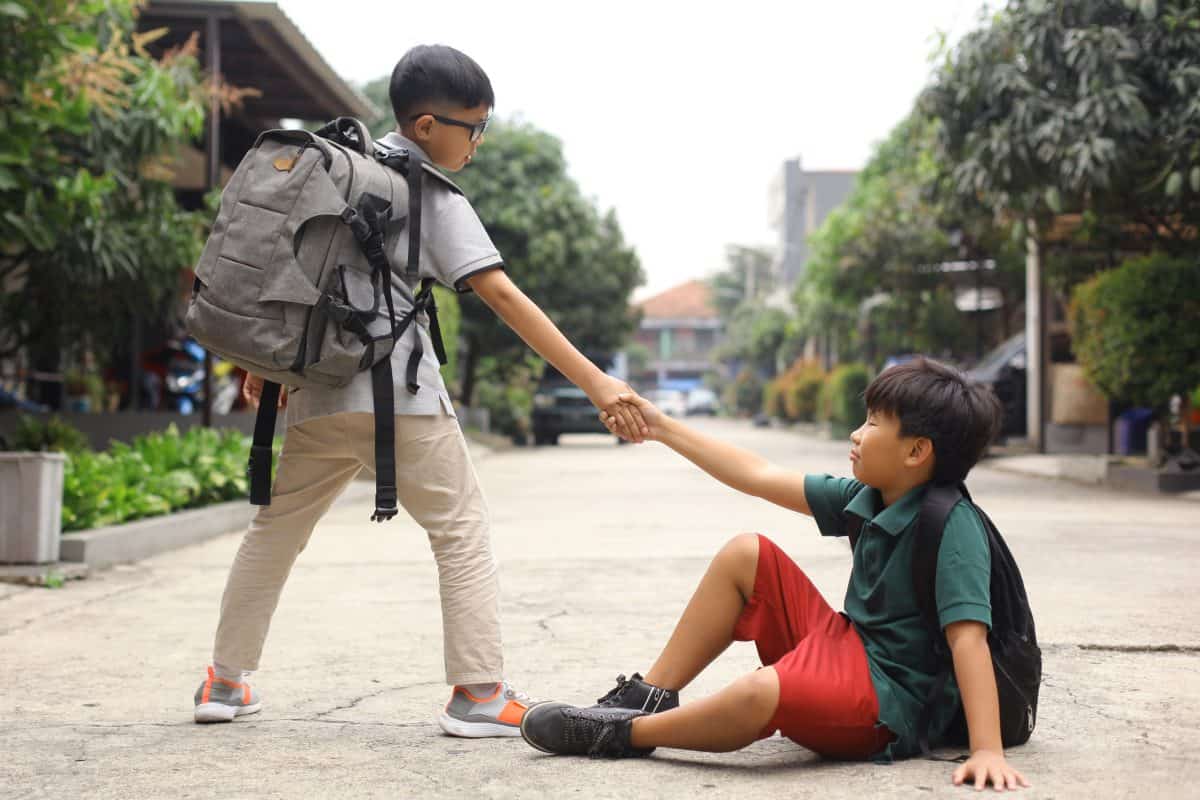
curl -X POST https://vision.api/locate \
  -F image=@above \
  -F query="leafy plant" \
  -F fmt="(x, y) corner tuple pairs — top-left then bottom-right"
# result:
(60, 425), (270, 532)
(1070, 253), (1200, 410)
(7, 415), (89, 453)
(1, 0), (210, 402)
(785, 363), (826, 423)
(820, 363), (872, 427)
(723, 368), (764, 418)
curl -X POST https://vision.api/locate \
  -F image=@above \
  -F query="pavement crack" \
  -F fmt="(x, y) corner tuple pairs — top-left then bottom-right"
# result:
(312, 681), (442, 719)
(270, 717), (431, 729)
(0, 578), (166, 638)
(1045, 677), (1136, 726)
(1077, 644), (1200, 654)
(2, 722), (186, 731)
(537, 610), (568, 636)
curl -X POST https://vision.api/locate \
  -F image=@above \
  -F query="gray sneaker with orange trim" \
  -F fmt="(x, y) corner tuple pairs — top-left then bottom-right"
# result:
(193, 666), (262, 723)
(437, 682), (532, 737)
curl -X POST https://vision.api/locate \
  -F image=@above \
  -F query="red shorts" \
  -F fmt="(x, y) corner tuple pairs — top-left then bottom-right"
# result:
(731, 534), (895, 759)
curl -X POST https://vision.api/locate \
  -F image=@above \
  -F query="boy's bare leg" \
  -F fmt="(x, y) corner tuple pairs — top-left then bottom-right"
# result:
(629, 667), (780, 752)
(642, 533), (760, 691)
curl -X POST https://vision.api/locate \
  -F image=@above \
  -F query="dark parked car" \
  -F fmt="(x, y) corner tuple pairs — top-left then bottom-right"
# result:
(530, 362), (614, 446)
(966, 333), (1027, 439)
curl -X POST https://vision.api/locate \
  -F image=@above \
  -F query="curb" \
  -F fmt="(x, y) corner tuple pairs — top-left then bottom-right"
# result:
(58, 480), (376, 570)
(985, 456), (1200, 502)
(983, 454), (1109, 485)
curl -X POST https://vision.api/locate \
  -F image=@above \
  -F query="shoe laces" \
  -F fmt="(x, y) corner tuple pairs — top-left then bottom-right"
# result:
(502, 683), (532, 704)
(561, 707), (622, 757)
(596, 673), (632, 706)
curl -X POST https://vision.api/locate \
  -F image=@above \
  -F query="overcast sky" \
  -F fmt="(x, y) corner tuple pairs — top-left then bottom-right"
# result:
(278, 0), (994, 300)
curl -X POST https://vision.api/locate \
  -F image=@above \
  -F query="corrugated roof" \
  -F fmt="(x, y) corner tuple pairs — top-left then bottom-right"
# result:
(637, 280), (719, 321)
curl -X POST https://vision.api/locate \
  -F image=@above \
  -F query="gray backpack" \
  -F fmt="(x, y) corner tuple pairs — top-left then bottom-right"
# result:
(185, 117), (459, 522)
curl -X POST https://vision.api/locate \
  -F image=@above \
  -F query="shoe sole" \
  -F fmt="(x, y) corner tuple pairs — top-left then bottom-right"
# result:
(194, 701), (262, 723)
(437, 710), (522, 738)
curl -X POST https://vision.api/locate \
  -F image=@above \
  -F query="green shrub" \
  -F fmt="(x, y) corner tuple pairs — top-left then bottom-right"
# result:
(789, 371), (826, 422)
(723, 369), (763, 417)
(779, 360), (825, 422)
(474, 379), (532, 441)
(6, 415), (90, 453)
(762, 378), (786, 419)
(60, 425), (269, 533)
(1070, 252), (1200, 409)
(820, 363), (872, 426)
(433, 286), (461, 396)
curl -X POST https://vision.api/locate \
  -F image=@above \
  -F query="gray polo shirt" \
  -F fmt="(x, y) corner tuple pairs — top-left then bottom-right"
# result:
(286, 133), (502, 426)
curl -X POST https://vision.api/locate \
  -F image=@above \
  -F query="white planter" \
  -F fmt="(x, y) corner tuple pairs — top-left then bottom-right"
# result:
(0, 452), (65, 564)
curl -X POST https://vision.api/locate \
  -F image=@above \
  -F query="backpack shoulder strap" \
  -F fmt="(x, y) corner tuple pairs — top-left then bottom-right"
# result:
(912, 483), (966, 628)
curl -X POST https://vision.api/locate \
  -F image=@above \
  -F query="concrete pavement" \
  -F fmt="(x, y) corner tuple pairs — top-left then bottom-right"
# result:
(2, 419), (1199, 799)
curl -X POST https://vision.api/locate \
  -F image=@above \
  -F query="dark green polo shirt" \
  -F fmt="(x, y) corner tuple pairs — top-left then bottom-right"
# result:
(804, 474), (992, 760)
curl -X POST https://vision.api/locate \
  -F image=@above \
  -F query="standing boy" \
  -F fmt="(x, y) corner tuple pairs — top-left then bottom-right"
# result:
(192, 45), (646, 738)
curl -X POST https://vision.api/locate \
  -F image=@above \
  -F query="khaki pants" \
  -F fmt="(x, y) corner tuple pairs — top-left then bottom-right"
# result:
(211, 412), (502, 685)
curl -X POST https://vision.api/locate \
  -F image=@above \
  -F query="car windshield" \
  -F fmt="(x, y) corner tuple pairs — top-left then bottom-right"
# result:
(972, 334), (1023, 374)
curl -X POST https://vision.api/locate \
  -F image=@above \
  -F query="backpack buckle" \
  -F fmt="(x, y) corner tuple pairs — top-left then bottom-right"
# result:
(316, 292), (353, 324)
(371, 505), (398, 523)
(371, 487), (398, 523)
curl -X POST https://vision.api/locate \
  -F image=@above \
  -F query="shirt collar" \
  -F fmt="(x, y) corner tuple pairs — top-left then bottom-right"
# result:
(378, 131), (432, 163)
(844, 483), (928, 537)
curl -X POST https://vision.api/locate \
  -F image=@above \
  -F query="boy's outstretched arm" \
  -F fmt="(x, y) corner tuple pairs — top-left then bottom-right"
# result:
(466, 269), (647, 442)
(945, 621), (1031, 792)
(602, 391), (811, 515)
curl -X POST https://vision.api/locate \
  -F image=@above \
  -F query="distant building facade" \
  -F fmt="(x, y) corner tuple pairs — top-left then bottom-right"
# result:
(631, 280), (724, 391)
(767, 158), (857, 288)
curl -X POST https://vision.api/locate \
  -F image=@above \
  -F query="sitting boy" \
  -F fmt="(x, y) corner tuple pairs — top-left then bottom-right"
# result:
(520, 358), (1031, 791)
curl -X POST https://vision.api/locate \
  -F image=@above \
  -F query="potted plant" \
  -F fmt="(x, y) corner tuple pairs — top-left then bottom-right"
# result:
(0, 416), (86, 564)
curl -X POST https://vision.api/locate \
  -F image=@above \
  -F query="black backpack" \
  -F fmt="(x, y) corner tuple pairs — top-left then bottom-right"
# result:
(848, 483), (1041, 755)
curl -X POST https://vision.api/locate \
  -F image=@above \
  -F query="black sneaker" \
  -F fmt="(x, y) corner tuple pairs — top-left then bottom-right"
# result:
(521, 702), (655, 758)
(593, 673), (679, 713)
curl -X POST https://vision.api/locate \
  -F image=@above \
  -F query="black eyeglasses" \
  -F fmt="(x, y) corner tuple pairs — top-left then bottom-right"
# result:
(408, 112), (491, 142)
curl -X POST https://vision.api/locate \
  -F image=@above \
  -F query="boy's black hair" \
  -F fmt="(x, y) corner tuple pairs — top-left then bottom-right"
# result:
(389, 45), (494, 124)
(864, 357), (1003, 485)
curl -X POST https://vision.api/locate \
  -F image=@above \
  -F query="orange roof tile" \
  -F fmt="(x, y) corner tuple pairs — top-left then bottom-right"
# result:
(637, 280), (719, 320)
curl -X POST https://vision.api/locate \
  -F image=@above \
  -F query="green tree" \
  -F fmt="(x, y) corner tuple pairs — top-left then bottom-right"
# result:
(449, 121), (643, 404)
(923, 0), (1200, 282)
(360, 75), (393, 138)
(798, 113), (1023, 367)
(0, 0), (207, 405)
(709, 245), (775, 320)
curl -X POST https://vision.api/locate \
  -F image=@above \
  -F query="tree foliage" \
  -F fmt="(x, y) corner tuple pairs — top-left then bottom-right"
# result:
(923, 0), (1200, 261)
(449, 121), (643, 401)
(797, 113), (1024, 367)
(708, 245), (774, 320)
(0, 0), (207, 368)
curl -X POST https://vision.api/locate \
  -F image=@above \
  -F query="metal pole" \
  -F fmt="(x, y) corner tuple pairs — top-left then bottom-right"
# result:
(1025, 220), (1045, 453)
(975, 259), (984, 360)
(202, 12), (221, 427)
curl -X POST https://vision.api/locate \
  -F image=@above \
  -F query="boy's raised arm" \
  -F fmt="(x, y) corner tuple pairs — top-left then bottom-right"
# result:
(603, 392), (812, 516)
(466, 269), (647, 442)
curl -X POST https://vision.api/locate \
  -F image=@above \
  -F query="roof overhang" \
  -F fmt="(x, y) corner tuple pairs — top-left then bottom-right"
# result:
(141, 0), (378, 122)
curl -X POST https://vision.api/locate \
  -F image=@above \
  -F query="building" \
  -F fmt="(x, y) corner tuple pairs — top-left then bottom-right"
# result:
(140, 0), (377, 211)
(767, 158), (857, 288)
(631, 280), (724, 391)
